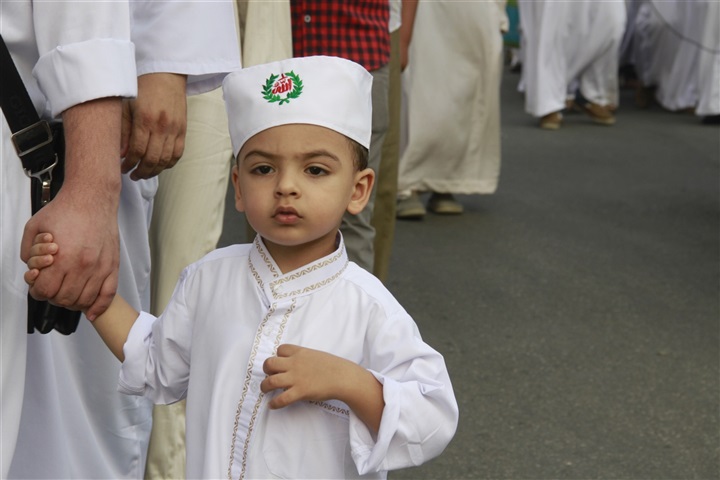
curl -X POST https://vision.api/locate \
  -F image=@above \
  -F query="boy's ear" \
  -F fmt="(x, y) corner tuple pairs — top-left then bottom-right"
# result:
(347, 167), (375, 215)
(231, 164), (246, 212)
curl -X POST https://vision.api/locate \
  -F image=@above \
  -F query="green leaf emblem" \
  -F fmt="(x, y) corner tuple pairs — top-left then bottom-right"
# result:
(261, 71), (303, 105)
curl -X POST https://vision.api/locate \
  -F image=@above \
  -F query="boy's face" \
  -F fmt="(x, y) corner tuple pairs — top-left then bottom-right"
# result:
(232, 124), (374, 256)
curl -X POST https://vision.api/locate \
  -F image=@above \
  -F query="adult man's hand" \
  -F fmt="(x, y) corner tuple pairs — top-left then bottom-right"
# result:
(121, 72), (188, 180)
(21, 97), (123, 321)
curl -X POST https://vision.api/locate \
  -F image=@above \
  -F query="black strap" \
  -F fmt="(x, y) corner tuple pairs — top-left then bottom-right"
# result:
(0, 33), (81, 336)
(0, 33), (57, 175)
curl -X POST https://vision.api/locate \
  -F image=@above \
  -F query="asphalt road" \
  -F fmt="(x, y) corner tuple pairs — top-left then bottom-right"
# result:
(219, 66), (719, 480)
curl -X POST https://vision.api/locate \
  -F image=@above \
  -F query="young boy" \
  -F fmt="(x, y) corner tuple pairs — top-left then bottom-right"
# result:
(25, 56), (458, 479)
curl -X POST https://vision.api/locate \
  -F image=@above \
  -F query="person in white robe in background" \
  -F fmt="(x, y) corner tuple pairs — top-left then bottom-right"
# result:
(518, 0), (626, 130)
(695, 1), (720, 121)
(25, 55), (459, 480)
(632, 0), (720, 121)
(396, 0), (508, 218)
(6, 2), (240, 478)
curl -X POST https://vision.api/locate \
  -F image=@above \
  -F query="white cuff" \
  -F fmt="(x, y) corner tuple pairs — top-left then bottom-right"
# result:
(34, 38), (137, 117)
(118, 311), (156, 396)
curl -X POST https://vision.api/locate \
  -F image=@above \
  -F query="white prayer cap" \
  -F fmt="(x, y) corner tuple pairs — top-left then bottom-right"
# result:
(223, 56), (373, 158)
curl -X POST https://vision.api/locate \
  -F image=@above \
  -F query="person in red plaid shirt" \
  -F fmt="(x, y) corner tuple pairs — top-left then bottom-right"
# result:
(291, 0), (391, 274)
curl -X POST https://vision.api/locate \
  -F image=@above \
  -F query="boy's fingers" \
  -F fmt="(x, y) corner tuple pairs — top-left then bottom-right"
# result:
(261, 372), (289, 393)
(263, 354), (291, 375)
(267, 388), (299, 410)
(27, 254), (54, 270)
(276, 344), (300, 358)
(33, 233), (53, 244)
(29, 242), (58, 258)
(24, 269), (39, 286)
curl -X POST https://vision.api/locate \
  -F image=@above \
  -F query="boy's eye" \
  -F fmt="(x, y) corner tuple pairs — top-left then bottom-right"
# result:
(251, 165), (274, 175)
(306, 166), (328, 176)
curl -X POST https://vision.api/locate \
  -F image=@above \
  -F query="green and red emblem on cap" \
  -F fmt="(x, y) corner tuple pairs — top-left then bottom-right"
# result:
(262, 71), (303, 105)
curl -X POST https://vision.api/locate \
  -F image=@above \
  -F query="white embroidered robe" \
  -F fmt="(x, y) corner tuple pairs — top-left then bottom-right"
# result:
(120, 236), (459, 479)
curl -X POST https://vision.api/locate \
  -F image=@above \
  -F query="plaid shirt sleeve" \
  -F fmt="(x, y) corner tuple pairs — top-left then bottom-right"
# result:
(291, 0), (391, 72)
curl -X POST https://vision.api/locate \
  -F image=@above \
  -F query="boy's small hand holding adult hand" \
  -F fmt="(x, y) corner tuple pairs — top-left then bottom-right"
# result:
(24, 233), (58, 287)
(262, 344), (385, 433)
(25, 232), (139, 361)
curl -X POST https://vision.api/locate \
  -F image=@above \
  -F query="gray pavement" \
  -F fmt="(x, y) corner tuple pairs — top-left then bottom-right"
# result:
(218, 67), (719, 479)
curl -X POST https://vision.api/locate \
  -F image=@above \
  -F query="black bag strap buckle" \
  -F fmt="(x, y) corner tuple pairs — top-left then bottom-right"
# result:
(24, 154), (58, 207)
(14, 120), (57, 207)
(12, 119), (54, 158)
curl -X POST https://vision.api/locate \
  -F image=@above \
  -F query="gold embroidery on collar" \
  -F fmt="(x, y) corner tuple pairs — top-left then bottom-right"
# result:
(252, 239), (348, 301)
(248, 258), (264, 291)
(268, 247), (347, 300)
(254, 237), (280, 278)
(273, 262), (348, 300)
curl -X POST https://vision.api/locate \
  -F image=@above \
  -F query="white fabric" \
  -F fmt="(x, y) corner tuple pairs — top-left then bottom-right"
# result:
(3, 2), (240, 478)
(633, 0), (668, 88)
(398, 0), (505, 196)
(0, 3), (136, 477)
(9, 176), (158, 480)
(120, 236), (458, 479)
(131, 0), (241, 94)
(634, 0), (720, 115)
(389, 0), (401, 33)
(223, 56), (373, 157)
(696, 1), (720, 116)
(518, 0), (627, 117)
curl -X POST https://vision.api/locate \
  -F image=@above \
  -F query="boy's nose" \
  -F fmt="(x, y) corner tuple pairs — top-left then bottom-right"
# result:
(274, 172), (299, 197)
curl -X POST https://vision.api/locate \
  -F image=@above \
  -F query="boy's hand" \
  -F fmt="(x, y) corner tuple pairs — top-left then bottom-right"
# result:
(262, 344), (384, 433)
(24, 233), (58, 286)
(261, 344), (355, 409)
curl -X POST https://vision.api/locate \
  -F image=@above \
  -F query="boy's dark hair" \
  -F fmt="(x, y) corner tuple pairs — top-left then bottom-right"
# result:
(348, 137), (369, 171)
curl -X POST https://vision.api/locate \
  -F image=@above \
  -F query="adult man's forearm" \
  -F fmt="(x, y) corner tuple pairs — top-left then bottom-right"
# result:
(22, 97), (124, 320)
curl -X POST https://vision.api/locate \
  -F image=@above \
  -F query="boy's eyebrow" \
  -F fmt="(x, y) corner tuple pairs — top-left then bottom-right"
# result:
(242, 149), (341, 163)
(301, 149), (341, 162)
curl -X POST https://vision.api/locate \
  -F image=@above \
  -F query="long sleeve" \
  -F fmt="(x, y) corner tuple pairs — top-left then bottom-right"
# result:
(348, 304), (459, 474)
(119, 267), (194, 404)
(130, 0), (241, 95)
(31, 1), (137, 117)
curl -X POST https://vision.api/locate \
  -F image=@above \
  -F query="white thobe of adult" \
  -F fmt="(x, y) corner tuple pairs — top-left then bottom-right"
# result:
(696, 1), (720, 116)
(518, 0), (627, 117)
(398, 0), (507, 196)
(5, 2), (240, 479)
(1, 3), (136, 478)
(632, 0), (668, 89)
(120, 236), (459, 479)
(640, 0), (720, 115)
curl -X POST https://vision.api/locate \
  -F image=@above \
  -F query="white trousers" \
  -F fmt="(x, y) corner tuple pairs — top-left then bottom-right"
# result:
(636, 0), (720, 115)
(519, 0), (626, 117)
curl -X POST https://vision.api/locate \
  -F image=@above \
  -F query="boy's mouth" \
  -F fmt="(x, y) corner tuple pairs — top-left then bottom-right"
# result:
(273, 206), (301, 224)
